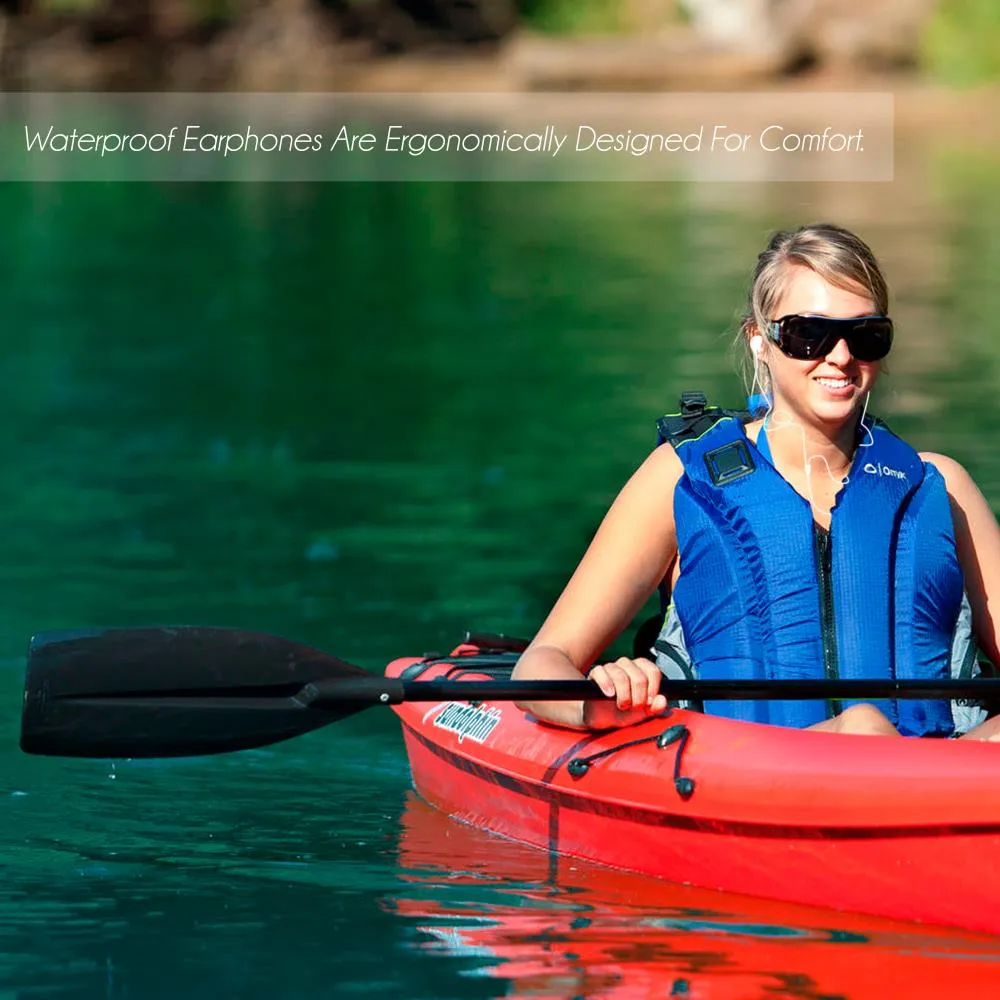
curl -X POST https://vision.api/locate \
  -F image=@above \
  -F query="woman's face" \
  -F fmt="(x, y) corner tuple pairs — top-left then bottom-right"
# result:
(760, 265), (882, 429)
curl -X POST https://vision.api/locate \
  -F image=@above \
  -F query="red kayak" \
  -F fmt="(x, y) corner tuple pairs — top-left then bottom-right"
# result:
(391, 794), (1000, 999)
(387, 641), (1000, 937)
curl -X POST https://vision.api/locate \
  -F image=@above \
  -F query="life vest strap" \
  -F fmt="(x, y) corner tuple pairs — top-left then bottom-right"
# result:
(656, 391), (750, 449)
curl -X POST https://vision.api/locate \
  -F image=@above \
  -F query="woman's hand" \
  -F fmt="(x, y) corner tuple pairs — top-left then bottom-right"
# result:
(584, 656), (669, 729)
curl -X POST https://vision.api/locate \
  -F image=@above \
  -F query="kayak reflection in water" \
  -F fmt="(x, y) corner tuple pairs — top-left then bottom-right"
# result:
(512, 222), (1000, 741)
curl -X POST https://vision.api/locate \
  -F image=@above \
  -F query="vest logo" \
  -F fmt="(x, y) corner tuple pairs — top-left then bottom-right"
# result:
(863, 462), (906, 481)
(430, 702), (502, 744)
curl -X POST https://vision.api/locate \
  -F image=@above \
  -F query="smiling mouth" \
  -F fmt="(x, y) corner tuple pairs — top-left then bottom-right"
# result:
(815, 376), (855, 389)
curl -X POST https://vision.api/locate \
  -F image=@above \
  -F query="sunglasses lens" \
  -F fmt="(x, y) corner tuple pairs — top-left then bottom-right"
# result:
(774, 316), (892, 362)
(848, 318), (893, 361)
(778, 318), (832, 359)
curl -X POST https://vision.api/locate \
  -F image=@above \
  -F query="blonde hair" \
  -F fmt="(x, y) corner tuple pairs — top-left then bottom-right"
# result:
(739, 223), (890, 395)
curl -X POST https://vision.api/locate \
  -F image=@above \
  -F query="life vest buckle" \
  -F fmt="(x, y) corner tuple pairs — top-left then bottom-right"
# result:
(679, 391), (708, 418)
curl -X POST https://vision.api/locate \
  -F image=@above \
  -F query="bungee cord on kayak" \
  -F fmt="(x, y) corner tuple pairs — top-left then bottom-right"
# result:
(567, 722), (695, 798)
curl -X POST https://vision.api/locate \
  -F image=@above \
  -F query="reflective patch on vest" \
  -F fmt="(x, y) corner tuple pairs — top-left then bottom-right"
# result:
(703, 440), (755, 486)
(431, 702), (502, 744)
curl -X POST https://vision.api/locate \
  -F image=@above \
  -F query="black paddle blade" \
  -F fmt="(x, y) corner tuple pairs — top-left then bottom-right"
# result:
(20, 626), (376, 758)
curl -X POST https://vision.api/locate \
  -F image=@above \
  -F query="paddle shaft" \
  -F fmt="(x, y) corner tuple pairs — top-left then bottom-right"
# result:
(311, 676), (1000, 705)
(22, 625), (1000, 759)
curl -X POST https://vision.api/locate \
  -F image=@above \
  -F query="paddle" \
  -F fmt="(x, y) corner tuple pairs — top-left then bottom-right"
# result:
(19, 626), (1000, 759)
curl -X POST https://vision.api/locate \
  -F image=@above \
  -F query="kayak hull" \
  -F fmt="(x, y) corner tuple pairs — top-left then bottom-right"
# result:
(388, 647), (1000, 936)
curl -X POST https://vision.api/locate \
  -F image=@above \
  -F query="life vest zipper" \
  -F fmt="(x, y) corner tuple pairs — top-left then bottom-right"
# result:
(814, 524), (841, 718)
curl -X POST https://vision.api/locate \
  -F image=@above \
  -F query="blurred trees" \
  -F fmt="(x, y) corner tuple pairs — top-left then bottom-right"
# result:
(4, 0), (519, 49)
(923, 0), (1000, 86)
(1, 0), (997, 86)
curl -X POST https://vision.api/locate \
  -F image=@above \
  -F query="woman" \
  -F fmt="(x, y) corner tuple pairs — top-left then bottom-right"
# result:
(512, 223), (1000, 739)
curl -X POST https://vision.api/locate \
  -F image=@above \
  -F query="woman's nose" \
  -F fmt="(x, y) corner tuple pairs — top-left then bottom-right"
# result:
(825, 337), (853, 364)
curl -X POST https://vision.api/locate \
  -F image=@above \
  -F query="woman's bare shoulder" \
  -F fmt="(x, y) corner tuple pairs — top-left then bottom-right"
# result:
(636, 441), (684, 482)
(599, 444), (685, 528)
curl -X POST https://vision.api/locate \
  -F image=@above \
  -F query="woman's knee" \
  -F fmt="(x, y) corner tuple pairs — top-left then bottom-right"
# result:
(959, 715), (1000, 741)
(834, 702), (899, 736)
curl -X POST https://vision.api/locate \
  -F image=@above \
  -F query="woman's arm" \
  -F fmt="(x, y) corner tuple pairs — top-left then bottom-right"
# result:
(511, 443), (684, 729)
(922, 452), (1000, 665)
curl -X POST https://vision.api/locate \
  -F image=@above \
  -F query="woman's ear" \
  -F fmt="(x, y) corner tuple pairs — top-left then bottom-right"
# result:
(742, 317), (762, 356)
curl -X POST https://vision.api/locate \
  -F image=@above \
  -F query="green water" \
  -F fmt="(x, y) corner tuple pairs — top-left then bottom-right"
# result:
(5, 158), (1000, 997)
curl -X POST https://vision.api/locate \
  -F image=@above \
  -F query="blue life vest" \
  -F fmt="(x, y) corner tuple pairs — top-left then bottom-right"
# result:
(664, 402), (964, 736)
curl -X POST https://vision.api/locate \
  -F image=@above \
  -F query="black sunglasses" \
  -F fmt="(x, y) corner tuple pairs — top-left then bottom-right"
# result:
(766, 314), (893, 362)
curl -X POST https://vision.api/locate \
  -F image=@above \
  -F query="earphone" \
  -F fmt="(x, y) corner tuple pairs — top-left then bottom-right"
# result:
(750, 334), (763, 356)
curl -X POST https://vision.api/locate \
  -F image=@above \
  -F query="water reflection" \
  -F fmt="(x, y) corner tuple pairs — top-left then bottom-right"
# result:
(392, 795), (1000, 999)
